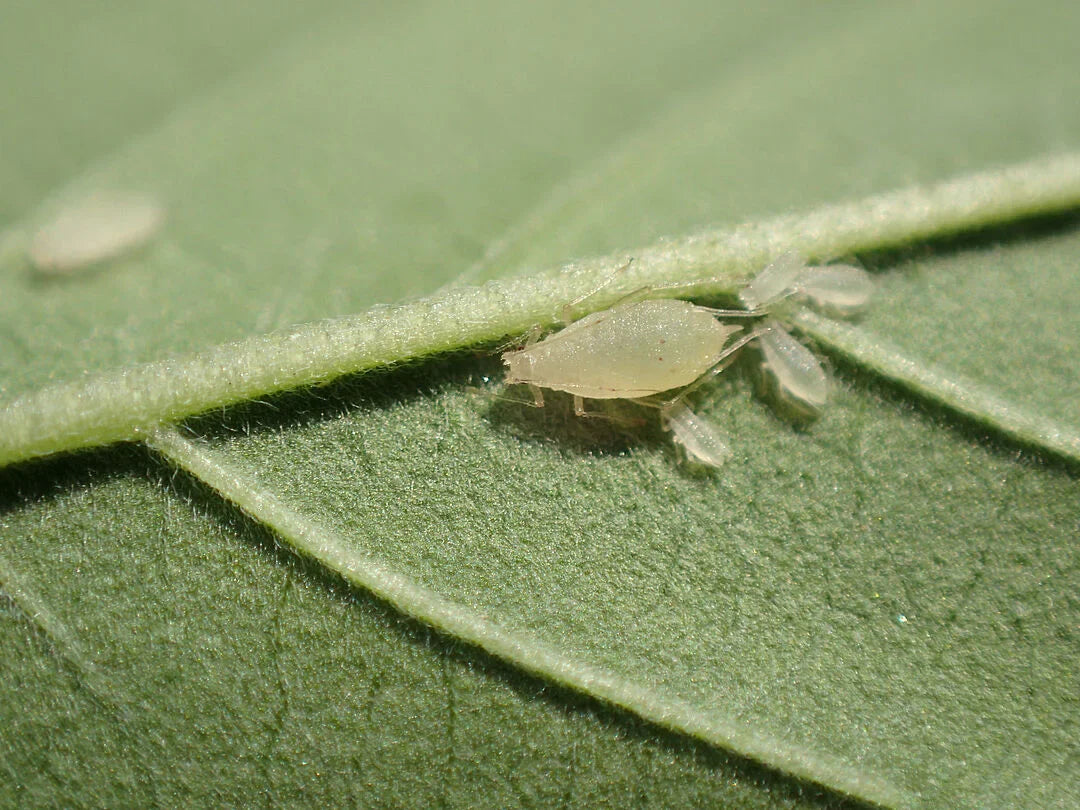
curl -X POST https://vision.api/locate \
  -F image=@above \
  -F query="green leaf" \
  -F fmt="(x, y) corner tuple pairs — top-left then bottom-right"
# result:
(2, 2), (1078, 807)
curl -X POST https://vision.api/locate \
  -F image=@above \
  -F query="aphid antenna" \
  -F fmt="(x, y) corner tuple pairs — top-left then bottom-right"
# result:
(625, 273), (802, 317)
(563, 261), (774, 323)
(493, 323), (544, 354)
(561, 257), (635, 322)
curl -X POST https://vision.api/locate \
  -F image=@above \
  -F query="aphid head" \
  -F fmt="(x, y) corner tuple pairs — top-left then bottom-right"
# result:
(501, 349), (534, 386)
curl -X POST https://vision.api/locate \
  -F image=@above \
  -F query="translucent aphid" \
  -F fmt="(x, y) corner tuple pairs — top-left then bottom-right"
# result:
(502, 298), (748, 414)
(791, 264), (874, 318)
(738, 255), (872, 421)
(662, 401), (733, 468)
(737, 251), (807, 311)
(501, 277), (758, 468)
(29, 192), (165, 275)
(499, 253), (872, 466)
(754, 319), (830, 422)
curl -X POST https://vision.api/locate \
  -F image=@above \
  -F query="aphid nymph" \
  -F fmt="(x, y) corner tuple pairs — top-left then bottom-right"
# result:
(738, 255), (872, 421)
(662, 401), (733, 468)
(29, 192), (165, 275)
(754, 319), (830, 422)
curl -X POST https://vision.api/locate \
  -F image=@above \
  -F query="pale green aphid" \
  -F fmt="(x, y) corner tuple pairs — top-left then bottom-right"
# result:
(501, 287), (754, 468)
(500, 253), (871, 465)
(29, 192), (165, 275)
(502, 298), (745, 414)
(739, 255), (873, 421)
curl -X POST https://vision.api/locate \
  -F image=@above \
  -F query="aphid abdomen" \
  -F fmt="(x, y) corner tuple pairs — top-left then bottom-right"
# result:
(505, 300), (739, 399)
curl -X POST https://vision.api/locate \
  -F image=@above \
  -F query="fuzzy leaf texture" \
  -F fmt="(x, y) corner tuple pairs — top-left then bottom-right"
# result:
(1, 2), (1078, 808)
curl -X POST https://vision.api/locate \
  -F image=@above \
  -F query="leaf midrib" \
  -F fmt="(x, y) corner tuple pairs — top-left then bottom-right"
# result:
(2, 153), (1080, 468)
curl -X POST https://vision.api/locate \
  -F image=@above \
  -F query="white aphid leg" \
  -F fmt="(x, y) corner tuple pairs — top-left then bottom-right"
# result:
(524, 323), (544, 348)
(530, 384), (545, 408)
(568, 395), (646, 427)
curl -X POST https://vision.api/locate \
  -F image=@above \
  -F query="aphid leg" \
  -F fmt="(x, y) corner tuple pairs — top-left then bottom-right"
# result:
(524, 323), (544, 348)
(530, 384), (545, 408)
(570, 395), (645, 426)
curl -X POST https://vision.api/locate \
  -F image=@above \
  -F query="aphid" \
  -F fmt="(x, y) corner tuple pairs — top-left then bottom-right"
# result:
(499, 253), (872, 467)
(790, 264), (874, 318)
(738, 255), (872, 421)
(29, 192), (165, 275)
(754, 319), (829, 422)
(737, 251), (806, 311)
(501, 285), (757, 468)
(662, 401), (733, 468)
(502, 297), (748, 416)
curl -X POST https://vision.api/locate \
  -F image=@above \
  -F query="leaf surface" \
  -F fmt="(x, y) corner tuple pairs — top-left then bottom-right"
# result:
(2, 2), (1079, 807)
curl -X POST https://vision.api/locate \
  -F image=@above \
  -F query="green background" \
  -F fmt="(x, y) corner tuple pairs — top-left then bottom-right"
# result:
(1, 2), (1077, 807)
